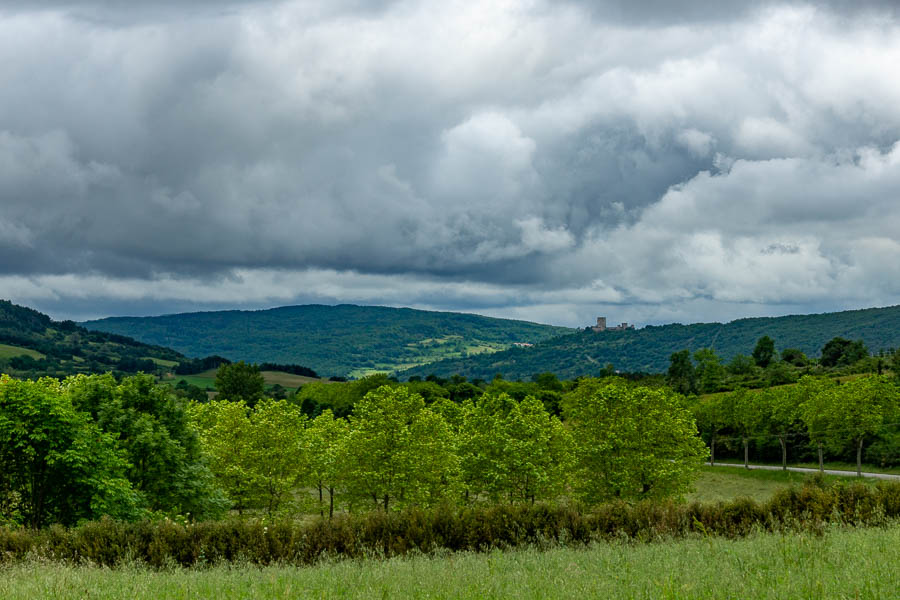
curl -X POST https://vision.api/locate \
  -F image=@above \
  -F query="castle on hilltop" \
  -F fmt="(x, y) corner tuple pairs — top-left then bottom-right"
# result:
(591, 317), (634, 333)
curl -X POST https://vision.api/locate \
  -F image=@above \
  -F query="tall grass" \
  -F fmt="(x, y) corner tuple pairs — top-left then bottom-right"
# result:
(2, 524), (898, 599)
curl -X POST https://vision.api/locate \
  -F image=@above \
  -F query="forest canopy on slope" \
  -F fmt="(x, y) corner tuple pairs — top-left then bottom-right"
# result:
(399, 305), (900, 380)
(83, 305), (574, 378)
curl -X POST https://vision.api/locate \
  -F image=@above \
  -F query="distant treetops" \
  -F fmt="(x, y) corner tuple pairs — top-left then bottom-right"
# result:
(667, 335), (897, 395)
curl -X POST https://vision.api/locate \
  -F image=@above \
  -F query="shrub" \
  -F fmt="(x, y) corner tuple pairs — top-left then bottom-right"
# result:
(1, 479), (898, 568)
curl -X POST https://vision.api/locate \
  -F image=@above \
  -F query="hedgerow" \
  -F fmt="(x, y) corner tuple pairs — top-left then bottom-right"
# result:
(2, 479), (897, 569)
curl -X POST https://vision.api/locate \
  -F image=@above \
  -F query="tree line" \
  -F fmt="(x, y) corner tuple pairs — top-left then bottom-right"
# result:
(1, 372), (706, 528)
(692, 375), (899, 475)
(667, 335), (900, 395)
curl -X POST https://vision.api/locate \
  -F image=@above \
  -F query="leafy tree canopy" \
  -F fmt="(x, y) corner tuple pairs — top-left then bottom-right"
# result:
(215, 361), (265, 406)
(752, 336), (776, 368)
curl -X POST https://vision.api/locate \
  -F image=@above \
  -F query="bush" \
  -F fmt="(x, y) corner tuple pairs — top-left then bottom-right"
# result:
(1, 480), (898, 568)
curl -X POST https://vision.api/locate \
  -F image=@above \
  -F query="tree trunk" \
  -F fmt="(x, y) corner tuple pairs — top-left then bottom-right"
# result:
(779, 436), (787, 471)
(817, 443), (824, 473)
(383, 494), (389, 511)
(743, 437), (749, 469)
(710, 436), (716, 467)
(857, 437), (864, 477)
(328, 486), (334, 519)
(318, 482), (324, 517)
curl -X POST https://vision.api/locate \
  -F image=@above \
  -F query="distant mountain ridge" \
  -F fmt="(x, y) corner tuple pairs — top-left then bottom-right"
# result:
(398, 304), (900, 380)
(83, 304), (575, 378)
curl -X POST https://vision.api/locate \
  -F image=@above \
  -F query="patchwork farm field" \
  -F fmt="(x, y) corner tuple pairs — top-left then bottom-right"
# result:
(162, 369), (322, 391)
(3, 524), (898, 599)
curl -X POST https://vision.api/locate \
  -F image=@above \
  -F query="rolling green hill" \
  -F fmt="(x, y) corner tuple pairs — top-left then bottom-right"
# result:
(399, 305), (900, 380)
(83, 305), (574, 378)
(0, 299), (187, 378)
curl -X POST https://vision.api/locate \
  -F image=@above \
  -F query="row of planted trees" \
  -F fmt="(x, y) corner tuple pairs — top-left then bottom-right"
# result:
(189, 379), (708, 517)
(1, 372), (708, 527)
(692, 375), (900, 476)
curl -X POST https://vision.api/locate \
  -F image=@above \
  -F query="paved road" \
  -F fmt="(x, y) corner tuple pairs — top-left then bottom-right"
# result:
(706, 462), (900, 480)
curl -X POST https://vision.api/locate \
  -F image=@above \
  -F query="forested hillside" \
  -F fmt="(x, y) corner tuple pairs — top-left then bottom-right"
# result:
(400, 305), (900, 380)
(83, 304), (574, 378)
(0, 300), (185, 378)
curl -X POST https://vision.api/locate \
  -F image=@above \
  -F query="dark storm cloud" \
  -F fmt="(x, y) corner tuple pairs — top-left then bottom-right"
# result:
(2, 0), (900, 326)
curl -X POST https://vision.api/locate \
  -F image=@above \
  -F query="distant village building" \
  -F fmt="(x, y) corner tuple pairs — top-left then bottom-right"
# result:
(590, 317), (634, 333)
(512, 342), (534, 348)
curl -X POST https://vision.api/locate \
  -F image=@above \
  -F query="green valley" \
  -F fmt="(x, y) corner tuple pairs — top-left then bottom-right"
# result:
(83, 304), (574, 378)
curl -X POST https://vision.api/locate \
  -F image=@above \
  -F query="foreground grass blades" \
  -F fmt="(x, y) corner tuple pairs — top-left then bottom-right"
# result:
(2, 524), (899, 599)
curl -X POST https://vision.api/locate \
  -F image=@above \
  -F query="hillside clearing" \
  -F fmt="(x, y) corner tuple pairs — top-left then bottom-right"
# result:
(162, 369), (322, 391)
(0, 344), (44, 360)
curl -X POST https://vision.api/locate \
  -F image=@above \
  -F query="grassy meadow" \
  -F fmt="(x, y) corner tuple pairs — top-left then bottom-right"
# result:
(161, 369), (322, 392)
(707, 459), (900, 477)
(686, 466), (850, 503)
(0, 343), (45, 360)
(3, 524), (898, 599)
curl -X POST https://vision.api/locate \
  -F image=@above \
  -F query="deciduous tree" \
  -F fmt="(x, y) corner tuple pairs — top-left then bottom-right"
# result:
(563, 379), (707, 502)
(0, 375), (139, 528)
(215, 361), (265, 406)
(344, 386), (457, 510)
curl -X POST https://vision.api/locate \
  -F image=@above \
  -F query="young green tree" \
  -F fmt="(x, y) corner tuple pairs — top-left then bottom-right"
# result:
(344, 386), (457, 511)
(0, 375), (140, 528)
(798, 376), (837, 472)
(456, 396), (503, 502)
(189, 400), (258, 514)
(693, 348), (727, 394)
(458, 393), (572, 504)
(215, 361), (265, 406)
(191, 398), (309, 515)
(305, 409), (349, 518)
(692, 394), (726, 466)
(500, 396), (573, 504)
(294, 381), (355, 418)
(727, 353), (757, 376)
(249, 399), (309, 515)
(719, 388), (763, 468)
(752, 336), (776, 368)
(667, 350), (697, 395)
(563, 378), (707, 502)
(822, 376), (898, 476)
(758, 386), (801, 470)
(780, 348), (808, 367)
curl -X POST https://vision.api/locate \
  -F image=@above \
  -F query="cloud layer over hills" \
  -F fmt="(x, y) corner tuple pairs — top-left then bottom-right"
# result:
(1, 0), (899, 325)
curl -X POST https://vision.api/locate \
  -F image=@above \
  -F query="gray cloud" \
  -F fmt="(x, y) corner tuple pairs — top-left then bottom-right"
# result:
(1, 0), (899, 326)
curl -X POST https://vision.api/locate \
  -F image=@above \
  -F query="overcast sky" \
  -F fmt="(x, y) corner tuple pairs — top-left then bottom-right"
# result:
(1, 0), (899, 326)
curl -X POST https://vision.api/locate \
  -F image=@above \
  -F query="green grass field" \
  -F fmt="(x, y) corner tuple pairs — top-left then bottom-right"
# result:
(708, 459), (900, 476)
(0, 344), (45, 360)
(162, 369), (323, 391)
(143, 356), (179, 368)
(686, 466), (861, 503)
(2, 524), (897, 599)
